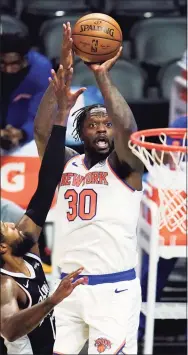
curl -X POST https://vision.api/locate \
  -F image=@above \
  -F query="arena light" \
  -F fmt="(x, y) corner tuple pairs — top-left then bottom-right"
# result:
(55, 11), (65, 16)
(144, 12), (153, 18)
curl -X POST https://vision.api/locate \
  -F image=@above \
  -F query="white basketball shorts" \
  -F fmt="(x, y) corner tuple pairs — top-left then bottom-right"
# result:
(53, 269), (141, 354)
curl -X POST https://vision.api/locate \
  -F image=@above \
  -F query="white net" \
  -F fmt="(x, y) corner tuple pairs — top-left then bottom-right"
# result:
(129, 131), (187, 234)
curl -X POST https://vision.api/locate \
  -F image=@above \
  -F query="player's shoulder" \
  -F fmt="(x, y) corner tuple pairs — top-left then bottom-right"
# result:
(65, 146), (80, 165)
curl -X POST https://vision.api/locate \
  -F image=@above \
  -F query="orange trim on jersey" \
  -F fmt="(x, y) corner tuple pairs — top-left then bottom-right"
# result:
(106, 158), (135, 192)
(114, 339), (126, 354)
(53, 352), (65, 355)
(63, 154), (80, 171)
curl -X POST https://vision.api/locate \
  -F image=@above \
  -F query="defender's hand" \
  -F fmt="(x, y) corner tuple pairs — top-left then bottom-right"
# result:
(49, 65), (86, 112)
(50, 268), (88, 305)
(60, 22), (73, 70)
(87, 46), (122, 73)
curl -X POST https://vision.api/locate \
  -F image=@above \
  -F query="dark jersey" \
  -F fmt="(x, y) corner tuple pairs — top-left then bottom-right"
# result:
(0, 253), (55, 355)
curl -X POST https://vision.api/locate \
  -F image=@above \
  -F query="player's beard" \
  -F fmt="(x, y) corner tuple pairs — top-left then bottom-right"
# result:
(11, 232), (35, 257)
(84, 139), (114, 162)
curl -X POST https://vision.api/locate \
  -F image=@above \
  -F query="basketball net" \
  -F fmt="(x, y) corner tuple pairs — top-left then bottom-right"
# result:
(129, 129), (187, 234)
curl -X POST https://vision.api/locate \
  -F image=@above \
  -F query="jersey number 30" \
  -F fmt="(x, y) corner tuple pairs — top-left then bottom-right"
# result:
(64, 189), (97, 221)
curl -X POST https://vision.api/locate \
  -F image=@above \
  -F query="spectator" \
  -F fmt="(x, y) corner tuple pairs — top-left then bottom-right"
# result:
(0, 32), (52, 151)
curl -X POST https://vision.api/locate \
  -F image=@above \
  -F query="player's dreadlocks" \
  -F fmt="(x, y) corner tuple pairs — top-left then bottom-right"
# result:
(72, 104), (105, 141)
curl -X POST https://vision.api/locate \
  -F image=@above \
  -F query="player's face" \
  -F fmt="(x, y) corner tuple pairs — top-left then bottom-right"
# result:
(0, 222), (34, 257)
(82, 109), (114, 155)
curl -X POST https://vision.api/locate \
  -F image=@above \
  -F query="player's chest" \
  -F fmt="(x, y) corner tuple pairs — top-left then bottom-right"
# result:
(17, 277), (50, 307)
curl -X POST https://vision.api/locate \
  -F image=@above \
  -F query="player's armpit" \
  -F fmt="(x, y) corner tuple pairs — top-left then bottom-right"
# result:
(15, 215), (41, 256)
(0, 276), (20, 342)
(113, 126), (144, 173)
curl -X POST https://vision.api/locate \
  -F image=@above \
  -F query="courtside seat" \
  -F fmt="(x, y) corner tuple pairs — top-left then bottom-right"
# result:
(0, 14), (29, 35)
(130, 17), (186, 65)
(0, 0), (16, 15)
(113, 0), (179, 15)
(39, 16), (86, 62)
(23, 0), (89, 16)
(72, 59), (147, 101)
(157, 60), (181, 100)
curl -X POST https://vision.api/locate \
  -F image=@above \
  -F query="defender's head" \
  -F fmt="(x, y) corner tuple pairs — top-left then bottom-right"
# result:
(73, 104), (114, 158)
(0, 32), (30, 73)
(0, 222), (34, 261)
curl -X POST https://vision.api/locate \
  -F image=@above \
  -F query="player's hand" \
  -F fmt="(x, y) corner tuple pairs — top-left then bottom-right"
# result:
(86, 46), (122, 73)
(49, 65), (86, 111)
(60, 22), (74, 71)
(49, 268), (88, 305)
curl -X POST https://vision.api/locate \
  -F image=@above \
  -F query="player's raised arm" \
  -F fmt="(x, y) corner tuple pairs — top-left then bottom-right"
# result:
(14, 65), (86, 256)
(88, 48), (144, 174)
(34, 22), (73, 160)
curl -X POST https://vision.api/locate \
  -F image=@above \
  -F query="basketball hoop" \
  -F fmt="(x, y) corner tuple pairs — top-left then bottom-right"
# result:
(129, 128), (187, 234)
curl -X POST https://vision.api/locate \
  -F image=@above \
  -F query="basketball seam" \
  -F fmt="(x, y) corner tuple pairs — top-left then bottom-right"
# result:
(74, 18), (122, 37)
(73, 43), (119, 56)
(72, 33), (122, 43)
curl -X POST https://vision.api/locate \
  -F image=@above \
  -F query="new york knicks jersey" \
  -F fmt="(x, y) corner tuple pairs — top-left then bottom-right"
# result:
(0, 253), (55, 354)
(56, 154), (143, 274)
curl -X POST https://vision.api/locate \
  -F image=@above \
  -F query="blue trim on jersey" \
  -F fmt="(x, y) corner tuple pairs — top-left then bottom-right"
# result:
(61, 268), (136, 285)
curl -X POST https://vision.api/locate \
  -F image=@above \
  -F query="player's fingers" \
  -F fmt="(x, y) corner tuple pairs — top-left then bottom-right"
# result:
(104, 46), (122, 69)
(67, 22), (71, 37)
(66, 267), (84, 280)
(51, 69), (59, 88)
(73, 87), (87, 100)
(63, 23), (67, 32)
(110, 46), (122, 63)
(57, 65), (65, 89)
(64, 67), (73, 88)
(72, 277), (88, 288)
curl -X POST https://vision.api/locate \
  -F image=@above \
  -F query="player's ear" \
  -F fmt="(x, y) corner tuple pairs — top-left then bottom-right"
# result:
(0, 243), (7, 255)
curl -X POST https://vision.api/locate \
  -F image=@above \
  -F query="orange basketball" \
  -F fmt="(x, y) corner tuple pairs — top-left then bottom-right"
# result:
(72, 13), (122, 63)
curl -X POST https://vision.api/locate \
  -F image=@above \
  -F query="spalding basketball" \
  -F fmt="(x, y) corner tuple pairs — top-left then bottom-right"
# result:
(72, 13), (122, 63)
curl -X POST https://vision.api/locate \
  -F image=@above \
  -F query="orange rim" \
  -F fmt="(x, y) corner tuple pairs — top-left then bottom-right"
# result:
(130, 128), (187, 152)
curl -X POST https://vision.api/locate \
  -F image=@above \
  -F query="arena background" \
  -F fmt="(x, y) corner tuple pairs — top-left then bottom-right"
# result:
(0, 1), (187, 354)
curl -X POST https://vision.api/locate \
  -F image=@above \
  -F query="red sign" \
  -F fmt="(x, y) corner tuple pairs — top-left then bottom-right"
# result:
(1, 156), (56, 209)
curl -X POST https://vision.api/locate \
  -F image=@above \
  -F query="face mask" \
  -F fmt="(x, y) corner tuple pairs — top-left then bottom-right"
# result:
(1, 65), (30, 96)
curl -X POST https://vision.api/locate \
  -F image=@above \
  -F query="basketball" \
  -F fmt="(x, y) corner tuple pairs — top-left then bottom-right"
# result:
(72, 13), (123, 63)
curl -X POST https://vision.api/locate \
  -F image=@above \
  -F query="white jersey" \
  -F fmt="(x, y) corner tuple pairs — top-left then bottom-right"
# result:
(56, 154), (143, 274)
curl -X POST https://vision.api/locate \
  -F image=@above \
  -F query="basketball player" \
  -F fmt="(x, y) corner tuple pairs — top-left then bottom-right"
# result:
(0, 96), (87, 355)
(34, 22), (144, 354)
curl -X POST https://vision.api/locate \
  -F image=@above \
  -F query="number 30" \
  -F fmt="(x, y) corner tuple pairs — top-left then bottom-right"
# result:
(64, 189), (97, 221)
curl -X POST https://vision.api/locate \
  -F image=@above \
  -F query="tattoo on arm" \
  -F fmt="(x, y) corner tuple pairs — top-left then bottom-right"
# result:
(95, 71), (143, 172)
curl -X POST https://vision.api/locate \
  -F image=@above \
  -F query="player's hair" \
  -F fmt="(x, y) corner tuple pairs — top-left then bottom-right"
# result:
(0, 32), (30, 57)
(72, 104), (105, 141)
